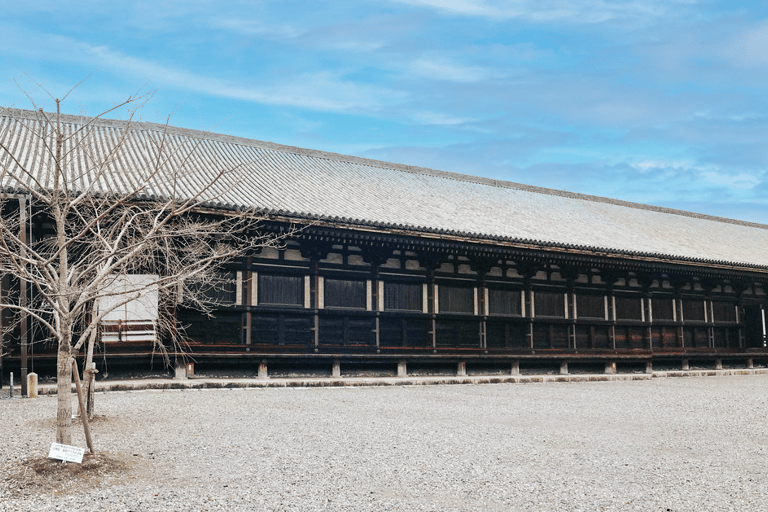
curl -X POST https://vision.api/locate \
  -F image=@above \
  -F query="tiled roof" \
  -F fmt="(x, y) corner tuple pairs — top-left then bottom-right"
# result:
(1, 109), (766, 269)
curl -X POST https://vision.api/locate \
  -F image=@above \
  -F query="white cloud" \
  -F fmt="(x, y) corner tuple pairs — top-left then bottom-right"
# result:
(630, 160), (762, 190)
(720, 20), (768, 67)
(409, 57), (496, 83)
(82, 45), (406, 114)
(389, 0), (698, 23)
(0, 20), (407, 114)
(209, 18), (302, 39)
(699, 169), (762, 189)
(411, 111), (473, 126)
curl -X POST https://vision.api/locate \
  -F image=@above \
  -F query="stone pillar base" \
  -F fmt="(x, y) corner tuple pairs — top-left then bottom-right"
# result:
(258, 360), (268, 379)
(605, 361), (617, 374)
(174, 362), (188, 380)
(27, 372), (38, 398)
(397, 359), (407, 377)
(332, 359), (341, 378)
(457, 361), (467, 377)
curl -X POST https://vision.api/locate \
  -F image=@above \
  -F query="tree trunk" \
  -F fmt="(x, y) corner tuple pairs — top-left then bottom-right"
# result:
(56, 339), (73, 445)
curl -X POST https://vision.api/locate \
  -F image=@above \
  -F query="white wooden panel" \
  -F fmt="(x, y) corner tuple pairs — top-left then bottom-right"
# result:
(366, 280), (372, 311)
(99, 274), (158, 322)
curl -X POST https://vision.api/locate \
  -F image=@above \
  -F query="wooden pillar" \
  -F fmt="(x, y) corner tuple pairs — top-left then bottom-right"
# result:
(471, 257), (493, 351)
(245, 257), (252, 345)
(601, 271), (618, 350)
(477, 284), (486, 349)
(311, 259), (320, 350)
(19, 196), (28, 397)
(563, 267), (579, 350)
(737, 299), (745, 349)
(676, 295), (685, 348)
(638, 274), (654, 351)
(372, 262), (381, 349)
(524, 274), (534, 349)
(644, 295), (652, 350)
(427, 268), (437, 349)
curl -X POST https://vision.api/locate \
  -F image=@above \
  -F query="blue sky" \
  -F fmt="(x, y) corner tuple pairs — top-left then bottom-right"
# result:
(2, 1), (768, 223)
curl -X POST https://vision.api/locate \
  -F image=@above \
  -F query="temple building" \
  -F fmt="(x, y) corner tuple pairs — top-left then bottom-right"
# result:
(2, 110), (768, 379)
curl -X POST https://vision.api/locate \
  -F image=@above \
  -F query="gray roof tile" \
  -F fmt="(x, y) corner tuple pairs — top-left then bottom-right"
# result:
(1, 109), (766, 269)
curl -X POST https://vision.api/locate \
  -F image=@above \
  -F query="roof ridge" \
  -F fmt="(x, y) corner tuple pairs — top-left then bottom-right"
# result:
(3, 107), (766, 231)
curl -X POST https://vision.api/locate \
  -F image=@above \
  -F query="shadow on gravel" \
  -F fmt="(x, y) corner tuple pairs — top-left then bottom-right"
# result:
(6, 452), (136, 498)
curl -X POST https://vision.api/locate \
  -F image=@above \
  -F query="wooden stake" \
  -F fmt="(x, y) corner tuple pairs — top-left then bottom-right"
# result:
(71, 359), (94, 454)
(85, 363), (97, 420)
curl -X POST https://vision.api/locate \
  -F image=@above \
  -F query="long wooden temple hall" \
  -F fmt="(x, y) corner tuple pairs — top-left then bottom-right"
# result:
(2, 110), (768, 378)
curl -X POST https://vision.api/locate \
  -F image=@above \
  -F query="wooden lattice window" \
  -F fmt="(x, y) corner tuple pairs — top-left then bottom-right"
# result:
(384, 282), (423, 311)
(615, 296), (642, 320)
(682, 299), (706, 322)
(651, 297), (675, 321)
(712, 301), (737, 323)
(576, 294), (605, 319)
(488, 289), (522, 316)
(259, 274), (304, 307)
(534, 291), (565, 317)
(439, 285), (474, 314)
(325, 278), (366, 309)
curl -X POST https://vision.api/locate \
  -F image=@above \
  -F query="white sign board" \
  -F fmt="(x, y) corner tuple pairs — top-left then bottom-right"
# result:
(48, 443), (86, 463)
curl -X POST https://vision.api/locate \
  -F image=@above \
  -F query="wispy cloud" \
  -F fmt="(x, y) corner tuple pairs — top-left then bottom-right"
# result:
(388, 0), (700, 23)
(410, 111), (473, 126)
(720, 20), (768, 68)
(408, 57), (498, 83)
(209, 18), (302, 39)
(87, 45), (406, 112)
(0, 24), (407, 116)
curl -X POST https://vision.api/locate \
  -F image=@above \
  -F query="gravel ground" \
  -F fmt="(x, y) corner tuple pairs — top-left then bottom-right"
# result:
(1, 376), (768, 511)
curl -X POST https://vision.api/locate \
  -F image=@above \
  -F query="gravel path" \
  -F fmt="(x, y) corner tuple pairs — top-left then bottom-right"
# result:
(2, 376), (768, 511)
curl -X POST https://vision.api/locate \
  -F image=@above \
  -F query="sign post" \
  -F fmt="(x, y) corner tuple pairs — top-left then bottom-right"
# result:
(48, 443), (85, 464)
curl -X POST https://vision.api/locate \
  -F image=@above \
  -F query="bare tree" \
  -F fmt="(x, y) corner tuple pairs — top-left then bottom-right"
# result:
(0, 86), (284, 446)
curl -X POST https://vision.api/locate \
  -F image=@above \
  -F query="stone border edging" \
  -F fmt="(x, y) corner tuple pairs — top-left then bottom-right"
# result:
(22, 368), (768, 395)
